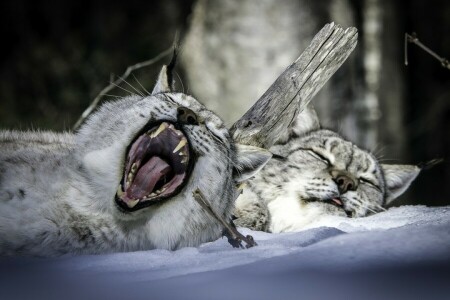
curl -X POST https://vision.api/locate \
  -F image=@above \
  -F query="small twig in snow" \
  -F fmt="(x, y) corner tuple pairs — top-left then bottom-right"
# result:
(192, 188), (257, 249)
(404, 32), (450, 70)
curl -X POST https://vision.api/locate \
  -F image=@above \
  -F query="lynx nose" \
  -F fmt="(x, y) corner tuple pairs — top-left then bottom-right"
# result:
(331, 170), (358, 194)
(177, 107), (198, 125)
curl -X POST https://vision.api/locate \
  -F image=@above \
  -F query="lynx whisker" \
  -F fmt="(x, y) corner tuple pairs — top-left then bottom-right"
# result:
(101, 94), (123, 99)
(346, 198), (379, 214)
(377, 158), (399, 163)
(174, 71), (185, 94)
(372, 145), (387, 159)
(109, 81), (139, 96)
(132, 73), (151, 96)
(115, 75), (144, 97)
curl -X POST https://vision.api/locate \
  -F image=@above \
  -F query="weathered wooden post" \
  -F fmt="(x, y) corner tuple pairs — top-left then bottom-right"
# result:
(231, 23), (358, 148)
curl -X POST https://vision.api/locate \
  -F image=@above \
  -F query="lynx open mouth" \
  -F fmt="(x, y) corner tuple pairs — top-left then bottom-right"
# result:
(324, 197), (344, 208)
(324, 198), (353, 217)
(115, 122), (191, 211)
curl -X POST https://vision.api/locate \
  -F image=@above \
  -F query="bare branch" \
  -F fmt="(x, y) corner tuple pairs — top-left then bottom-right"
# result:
(405, 32), (450, 70)
(72, 47), (173, 130)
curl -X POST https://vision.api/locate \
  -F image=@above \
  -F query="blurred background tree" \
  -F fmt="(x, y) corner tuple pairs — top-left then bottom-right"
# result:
(0, 0), (449, 206)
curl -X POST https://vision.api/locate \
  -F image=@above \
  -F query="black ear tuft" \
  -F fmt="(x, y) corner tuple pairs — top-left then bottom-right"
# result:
(151, 33), (181, 95)
(166, 33), (180, 91)
(418, 158), (444, 170)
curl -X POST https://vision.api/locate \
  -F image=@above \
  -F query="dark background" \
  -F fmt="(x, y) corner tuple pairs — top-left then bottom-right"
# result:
(0, 0), (449, 206)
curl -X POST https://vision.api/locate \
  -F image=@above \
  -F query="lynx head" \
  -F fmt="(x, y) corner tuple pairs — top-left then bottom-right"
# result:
(73, 57), (271, 248)
(268, 104), (421, 218)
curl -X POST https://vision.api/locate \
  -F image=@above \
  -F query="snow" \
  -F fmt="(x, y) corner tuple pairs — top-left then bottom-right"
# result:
(1, 205), (450, 300)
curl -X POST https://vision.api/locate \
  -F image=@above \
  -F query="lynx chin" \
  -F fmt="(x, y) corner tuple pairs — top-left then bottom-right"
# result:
(0, 63), (271, 256)
(234, 105), (422, 233)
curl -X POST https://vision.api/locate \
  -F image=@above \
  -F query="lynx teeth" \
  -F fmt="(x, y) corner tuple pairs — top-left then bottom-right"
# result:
(127, 199), (139, 208)
(173, 138), (187, 153)
(157, 188), (167, 194)
(117, 185), (124, 197)
(127, 172), (133, 183)
(150, 123), (167, 138)
(131, 163), (137, 173)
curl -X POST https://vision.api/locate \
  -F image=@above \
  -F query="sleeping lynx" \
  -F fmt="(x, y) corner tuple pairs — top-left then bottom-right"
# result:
(234, 105), (422, 233)
(0, 62), (271, 256)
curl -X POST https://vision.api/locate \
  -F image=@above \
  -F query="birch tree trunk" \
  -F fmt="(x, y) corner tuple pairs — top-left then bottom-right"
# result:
(358, 0), (382, 151)
(376, 0), (406, 160)
(181, 0), (317, 124)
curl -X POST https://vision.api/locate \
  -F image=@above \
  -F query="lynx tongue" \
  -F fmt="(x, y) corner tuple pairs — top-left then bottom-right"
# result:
(126, 156), (172, 199)
(331, 198), (343, 206)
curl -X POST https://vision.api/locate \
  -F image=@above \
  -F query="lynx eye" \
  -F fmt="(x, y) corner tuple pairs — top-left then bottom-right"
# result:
(307, 150), (331, 165)
(359, 177), (380, 191)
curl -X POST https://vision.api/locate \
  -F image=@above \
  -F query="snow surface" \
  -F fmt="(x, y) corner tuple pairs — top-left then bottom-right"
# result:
(1, 205), (450, 300)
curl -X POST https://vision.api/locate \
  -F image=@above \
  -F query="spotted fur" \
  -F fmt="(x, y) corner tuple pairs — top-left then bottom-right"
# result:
(234, 105), (421, 233)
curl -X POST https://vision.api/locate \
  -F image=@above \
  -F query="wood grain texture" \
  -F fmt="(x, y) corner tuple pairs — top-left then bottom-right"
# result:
(231, 23), (358, 148)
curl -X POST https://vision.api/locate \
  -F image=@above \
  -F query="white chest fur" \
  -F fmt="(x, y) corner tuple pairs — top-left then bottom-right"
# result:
(268, 196), (321, 233)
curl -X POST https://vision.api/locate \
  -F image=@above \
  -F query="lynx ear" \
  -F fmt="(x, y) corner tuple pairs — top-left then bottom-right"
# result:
(152, 46), (178, 94)
(276, 103), (320, 144)
(152, 65), (172, 94)
(233, 144), (272, 183)
(381, 164), (421, 205)
(292, 103), (321, 135)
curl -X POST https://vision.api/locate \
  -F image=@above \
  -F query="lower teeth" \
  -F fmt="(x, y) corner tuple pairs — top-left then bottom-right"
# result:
(127, 199), (139, 208)
(117, 185), (124, 197)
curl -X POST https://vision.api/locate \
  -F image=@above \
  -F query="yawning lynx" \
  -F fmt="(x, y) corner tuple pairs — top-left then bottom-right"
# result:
(0, 61), (271, 256)
(234, 105), (422, 233)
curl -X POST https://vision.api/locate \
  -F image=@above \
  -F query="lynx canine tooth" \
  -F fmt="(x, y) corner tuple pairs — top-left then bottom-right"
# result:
(173, 138), (187, 153)
(127, 199), (139, 208)
(131, 163), (137, 173)
(181, 157), (188, 164)
(117, 185), (124, 197)
(150, 123), (167, 138)
(127, 172), (133, 182)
